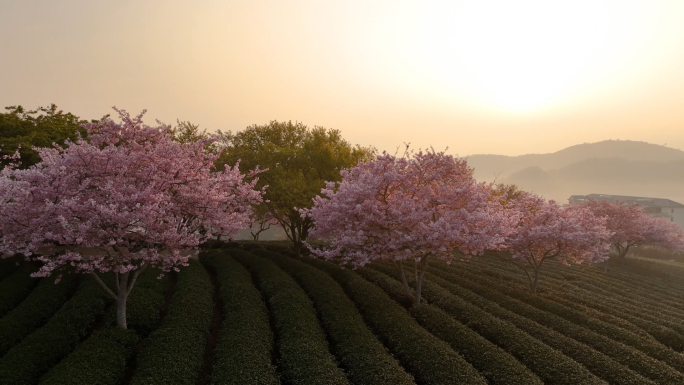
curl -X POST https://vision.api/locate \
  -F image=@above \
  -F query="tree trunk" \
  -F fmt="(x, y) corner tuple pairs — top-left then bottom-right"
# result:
(616, 244), (630, 262)
(530, 270), (539, 294)
(116, 273), (129, 329)
(602, 261), (608, 273)
(91, 264), (148, 330)
(413, 257), (429, 306)
(397, 261), (415, 304)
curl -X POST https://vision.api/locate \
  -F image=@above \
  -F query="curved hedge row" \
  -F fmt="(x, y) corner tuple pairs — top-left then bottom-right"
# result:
(443, 266), (684, 378)
(302, 257), (487, 385)
(458, 258), (672, 340)
(449, 261), (656, 339)
(200, 250), (279, 385)
(358, 264), (607, 385)
(233, 251), (349, 385)
(428, 267), (684, 384)
(0, 264), (39, 318)
(0, 276), (112, 385)
(39, 328), (138, 385)
(0, 257), (20, 281)
(130, 259), (213, 385)
(364, 264), (551, 385)
(409, 304), (542, 385)
(469, 257), (684, 343)
(253, 249), (416, 385)
(548, 291), (684, 351)
(561, 273), (684, 331)
(0, 274), (75, 356)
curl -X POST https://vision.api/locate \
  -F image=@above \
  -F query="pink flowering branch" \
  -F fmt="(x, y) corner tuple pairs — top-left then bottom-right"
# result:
(307, 149), (515, 306)
(0, 108), (264, 328)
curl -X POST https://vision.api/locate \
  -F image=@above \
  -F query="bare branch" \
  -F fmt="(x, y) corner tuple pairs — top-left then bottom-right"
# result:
(91, 272), (118, 301)
(126, 263), (148, 297)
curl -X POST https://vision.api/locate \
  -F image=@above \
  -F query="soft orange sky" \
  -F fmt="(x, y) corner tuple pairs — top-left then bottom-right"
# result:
(2, 0), (684, 156)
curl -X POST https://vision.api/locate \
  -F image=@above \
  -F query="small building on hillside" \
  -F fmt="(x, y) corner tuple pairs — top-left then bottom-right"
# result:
(568, 194), (684, 229)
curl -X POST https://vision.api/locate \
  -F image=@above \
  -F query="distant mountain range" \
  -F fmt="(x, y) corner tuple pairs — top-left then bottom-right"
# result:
(465, 140), (684, 205)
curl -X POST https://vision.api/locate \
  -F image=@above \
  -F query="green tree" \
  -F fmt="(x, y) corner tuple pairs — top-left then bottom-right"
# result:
(0, 105), (90, 168)
(218, 120), (368, 255)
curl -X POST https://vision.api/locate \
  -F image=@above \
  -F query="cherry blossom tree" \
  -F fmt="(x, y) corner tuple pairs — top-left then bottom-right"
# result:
(306, 150), (514, 306)
(502, 194), (612, 293)
(584, 200), (684, 262)
(0, 109), (264, 328)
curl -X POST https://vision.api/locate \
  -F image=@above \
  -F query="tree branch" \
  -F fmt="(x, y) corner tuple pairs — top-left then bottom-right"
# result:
(91, 272), (118, 301)
(126, 263), (148, 297)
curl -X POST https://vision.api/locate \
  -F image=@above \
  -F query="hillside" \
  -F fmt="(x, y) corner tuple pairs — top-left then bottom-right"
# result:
(467, 140), (684, 181)
(3, 244), (684, 384)
(466, 140), (684, 204)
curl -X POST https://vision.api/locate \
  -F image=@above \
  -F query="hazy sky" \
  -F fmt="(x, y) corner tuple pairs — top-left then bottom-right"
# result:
(2, 0), (684, 156)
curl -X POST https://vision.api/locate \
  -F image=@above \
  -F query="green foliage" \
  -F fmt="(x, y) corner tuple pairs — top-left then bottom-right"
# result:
(303, 257), (487, 385)
(217, 121), (368, 252)
(0, 104), (89, 168)
(432, 265), (684, 384)
(423, 265), (667, 385)
(253, 249), (415, 385)
(232, 250), (349, 385)
(0, 276), (112, 385)
(39, 328), (138, 385)
(0, 264), (40, 318)
(408, 304), (543, 385)
(359, 263), (605, 385)
(0, 257), (20, 281)
(0, 274), (75, 356)
(130, 260), (213, 385)
(200, 250), (279, 385)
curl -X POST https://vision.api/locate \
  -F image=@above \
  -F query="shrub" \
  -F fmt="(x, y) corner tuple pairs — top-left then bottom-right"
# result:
(130, 260), (213, 385)
(200, 250), (279, 385)
(253, 249), (415, 385)
(409, 304), (543, 385)
(232, 250), (349, 385)
(0, 256), (20, 281)
(39, 328), (138, 385)
(427, 266), (681, 385)
(440, 266), (684, 380)
(0, 276), (112, 385)
(303, 257), (488, 385)
(0, 274), (75, 356)
(0, 264), (39, 318)
(364, 263), (612, 385)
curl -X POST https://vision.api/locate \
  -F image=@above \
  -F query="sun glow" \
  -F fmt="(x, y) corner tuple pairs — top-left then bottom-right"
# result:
(385, 1), (660, 113)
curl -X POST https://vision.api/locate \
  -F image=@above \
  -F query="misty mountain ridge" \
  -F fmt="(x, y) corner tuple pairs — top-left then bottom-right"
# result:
(465, 140), (684, 205)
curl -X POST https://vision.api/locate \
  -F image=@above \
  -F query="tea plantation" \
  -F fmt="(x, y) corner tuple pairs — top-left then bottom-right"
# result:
(1, 244), (684, 384)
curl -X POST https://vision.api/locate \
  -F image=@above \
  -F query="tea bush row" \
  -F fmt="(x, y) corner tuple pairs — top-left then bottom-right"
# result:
(0, 274), (75, 356)
(0, 264), (39, 318)
(303, 257), (487, 385)
(254, 249), (415, 385)
(0, 276), (112, 385)
(130, 260), (213, 385)
(360, 264), (605, 385)
(429, 267), (684, 384)
(445, 266), (684, 377)
(233, 251), (349, 385)
(39, 328), (138, 385)
(200, 250), (279, 385)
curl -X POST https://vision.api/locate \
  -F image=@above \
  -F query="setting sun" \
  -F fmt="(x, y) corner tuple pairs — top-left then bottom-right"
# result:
(382, 1), (663, 113)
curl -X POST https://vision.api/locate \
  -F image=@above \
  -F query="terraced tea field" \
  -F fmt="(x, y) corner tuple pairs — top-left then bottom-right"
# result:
(1, 244), (684, 385)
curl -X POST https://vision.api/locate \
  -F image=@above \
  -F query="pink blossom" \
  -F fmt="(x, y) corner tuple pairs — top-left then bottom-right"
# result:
(0, 108), (263, 328)
(307, 149), (514, 305)
(502, 194), (612, 293)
